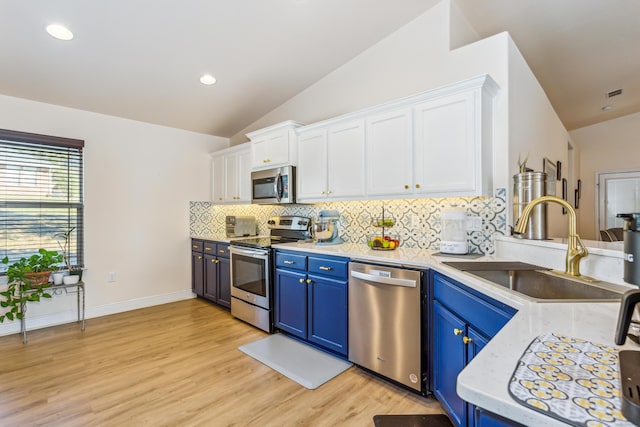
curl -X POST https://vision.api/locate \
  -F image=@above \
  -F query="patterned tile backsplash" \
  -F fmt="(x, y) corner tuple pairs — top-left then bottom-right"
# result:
(190, 188), (507, 254)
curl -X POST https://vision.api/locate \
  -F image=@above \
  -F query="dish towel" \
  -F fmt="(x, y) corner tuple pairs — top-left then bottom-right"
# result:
(508, 332), (634, 426)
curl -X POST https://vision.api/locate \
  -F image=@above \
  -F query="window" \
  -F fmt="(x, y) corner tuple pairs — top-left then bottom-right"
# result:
(0, 129), (84, 273)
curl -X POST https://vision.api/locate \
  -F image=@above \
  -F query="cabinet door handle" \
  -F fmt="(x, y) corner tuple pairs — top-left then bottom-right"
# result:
(218, 249), (226, 254)
(306, 279), (312, 284)
(327, 190), (332, 195)
(211, 259), (220, 264)
(283, 260), (295, 265)
(299, 278), (305, 283)
(321, 191), (326, 195)
(263, 159), (270, 163)
(193, 245), (199, 249)
(197, 256), (202, 260)
(204, 247), (212, 251)
(453, 328), (463, 336)
(415, 184), (421, 189)
(463, 336), (473, 345)
(404, 185), (409, 190)
(319, 266), (333, 271)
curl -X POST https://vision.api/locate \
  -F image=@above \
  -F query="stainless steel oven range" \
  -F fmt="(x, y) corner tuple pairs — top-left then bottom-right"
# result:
(229, 215), (311, 332)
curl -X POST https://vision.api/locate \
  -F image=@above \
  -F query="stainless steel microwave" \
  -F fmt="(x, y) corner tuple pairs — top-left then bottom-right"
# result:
(251, 166), (296, 204)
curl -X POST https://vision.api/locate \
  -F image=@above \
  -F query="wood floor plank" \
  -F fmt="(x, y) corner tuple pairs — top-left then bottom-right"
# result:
(0, 299), (444, 426)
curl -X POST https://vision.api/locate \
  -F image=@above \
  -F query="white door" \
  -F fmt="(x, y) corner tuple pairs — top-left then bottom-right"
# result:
(597, 170), (640, 232)
(297, 128), (328, 201)
(237, 148), (252, 202)
(413, 91), (477, 195)
(224, 152), (240, 202)
(211, 154), (225, 203)
(327, 120), (365, 199)
(366, 108), (413, 197)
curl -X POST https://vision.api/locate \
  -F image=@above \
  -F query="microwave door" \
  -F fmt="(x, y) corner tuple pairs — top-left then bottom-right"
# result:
(275, 171), (283, 203)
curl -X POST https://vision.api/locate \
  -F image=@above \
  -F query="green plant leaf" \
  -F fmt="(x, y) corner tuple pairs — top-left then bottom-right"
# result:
(16, 313), (23, 320)
(6, 312), (14, 321)
(42, 293), (52, 298)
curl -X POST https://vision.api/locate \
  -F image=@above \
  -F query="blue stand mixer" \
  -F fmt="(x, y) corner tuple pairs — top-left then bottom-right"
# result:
(313, 210), (344, 245)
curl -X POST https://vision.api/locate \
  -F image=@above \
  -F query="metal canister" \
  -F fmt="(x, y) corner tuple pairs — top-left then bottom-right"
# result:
(617, 213), (640, 286)
(513, 172), (547, 240)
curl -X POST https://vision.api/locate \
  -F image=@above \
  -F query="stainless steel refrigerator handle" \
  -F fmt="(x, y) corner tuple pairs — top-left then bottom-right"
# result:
(274, 171), (282, 202)
(350, 270), (416, 288)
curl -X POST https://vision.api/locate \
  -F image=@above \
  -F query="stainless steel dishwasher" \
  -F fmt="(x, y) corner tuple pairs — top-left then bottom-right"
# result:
(348, 261), (425, 393)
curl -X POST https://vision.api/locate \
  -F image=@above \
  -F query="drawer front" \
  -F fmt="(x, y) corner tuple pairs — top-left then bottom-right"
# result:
(202, 241), (216, 254)
(308, 256), (349, 279)
(275, 251), (307, 271)
(433, 273), (514, 338)
(215, 243), (230, 258)
(191, 239), (204, 252)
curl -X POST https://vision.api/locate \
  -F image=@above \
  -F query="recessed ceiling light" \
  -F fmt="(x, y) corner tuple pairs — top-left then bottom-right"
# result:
(46, 24), (74, 41)
(200, 74), (217, 85)
(601, 105), (613, 111)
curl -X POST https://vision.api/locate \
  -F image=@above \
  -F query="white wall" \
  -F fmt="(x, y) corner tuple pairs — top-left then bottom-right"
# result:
(232, 0), (515, 195)
(0, 94), (228, 335)
(507, 37), (572, 237)
(570, 112), (640, 239)
(230, 0), (571, 237)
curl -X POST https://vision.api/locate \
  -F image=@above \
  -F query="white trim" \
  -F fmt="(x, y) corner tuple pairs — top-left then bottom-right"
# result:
(0, 290), (196, 338)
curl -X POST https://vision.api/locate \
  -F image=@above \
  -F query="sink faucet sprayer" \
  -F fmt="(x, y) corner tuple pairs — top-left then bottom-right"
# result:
(513, 195), (589, 278)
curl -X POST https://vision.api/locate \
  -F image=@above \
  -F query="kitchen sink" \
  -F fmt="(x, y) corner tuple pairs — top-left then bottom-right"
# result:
(442, 261), (626, 302)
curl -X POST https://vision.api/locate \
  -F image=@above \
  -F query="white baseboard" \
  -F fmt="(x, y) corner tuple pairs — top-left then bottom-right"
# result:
(0, 290), (196, 338)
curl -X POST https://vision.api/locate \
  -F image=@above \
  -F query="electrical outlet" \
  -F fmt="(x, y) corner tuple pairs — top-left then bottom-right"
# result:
(108, 272), (116, 283)
(467, 215), (483, 231)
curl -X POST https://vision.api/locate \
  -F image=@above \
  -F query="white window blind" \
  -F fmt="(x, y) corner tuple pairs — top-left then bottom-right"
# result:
(0, 129), (84, 273)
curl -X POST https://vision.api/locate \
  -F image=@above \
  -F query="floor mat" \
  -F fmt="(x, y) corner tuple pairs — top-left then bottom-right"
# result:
(238, 333), (352, 389)
(373, 414), (453, 427)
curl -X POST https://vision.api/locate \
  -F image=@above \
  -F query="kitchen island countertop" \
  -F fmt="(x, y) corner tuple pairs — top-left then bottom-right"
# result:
(272, 241), (637, 426)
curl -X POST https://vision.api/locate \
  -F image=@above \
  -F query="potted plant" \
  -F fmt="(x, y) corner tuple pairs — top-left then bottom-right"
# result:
(0, 249), (62, 323)
(54, 227), (83, 283)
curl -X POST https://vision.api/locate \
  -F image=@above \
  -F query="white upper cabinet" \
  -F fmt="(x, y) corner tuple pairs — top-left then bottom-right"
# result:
(252, 75), (498, 203)
(327, 120), (365, 199)
(413, 79), (496, 197)
(211, 154), (225, 203)
(297, 120), (366, 202)
(297, 128), (328, 200)
(247, 121), (304, 170)
(366, 108), (413, 197)
(210, 143), (251, 204)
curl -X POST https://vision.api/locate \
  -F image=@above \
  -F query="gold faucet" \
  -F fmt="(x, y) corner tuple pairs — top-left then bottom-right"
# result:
(514, 195), (589, 278)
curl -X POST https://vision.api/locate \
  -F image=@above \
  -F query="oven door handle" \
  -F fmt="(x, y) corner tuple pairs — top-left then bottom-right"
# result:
(230, 246), (268, 258)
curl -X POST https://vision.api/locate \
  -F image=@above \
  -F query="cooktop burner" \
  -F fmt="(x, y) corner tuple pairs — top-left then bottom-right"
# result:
(230, 215), (311, 250)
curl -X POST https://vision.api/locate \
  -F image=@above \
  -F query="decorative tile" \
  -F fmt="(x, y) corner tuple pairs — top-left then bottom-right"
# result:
(189, 188), (508, 255)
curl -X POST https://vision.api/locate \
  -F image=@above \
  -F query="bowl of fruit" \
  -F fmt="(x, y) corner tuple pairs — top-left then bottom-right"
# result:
(367, 234), (401, 250)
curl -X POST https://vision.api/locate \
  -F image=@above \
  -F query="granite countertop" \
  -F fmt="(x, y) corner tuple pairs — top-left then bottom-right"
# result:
(271, 240), (637, 426)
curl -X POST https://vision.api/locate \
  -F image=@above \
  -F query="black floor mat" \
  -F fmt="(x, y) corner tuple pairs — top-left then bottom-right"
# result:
(373, 414), (453, 427)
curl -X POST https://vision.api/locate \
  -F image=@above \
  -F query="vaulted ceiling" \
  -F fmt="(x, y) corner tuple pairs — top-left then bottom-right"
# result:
(0, 0), (637, 139)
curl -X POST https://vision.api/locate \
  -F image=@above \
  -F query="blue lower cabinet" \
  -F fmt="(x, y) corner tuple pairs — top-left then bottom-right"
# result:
(475, 408), (525, 427)
(430, 271), (517, 427)
(275, 268), (307, 338)
(275, 250), (349, 357)
(307, 274), (348, 355)
(433, 301), (467, 427)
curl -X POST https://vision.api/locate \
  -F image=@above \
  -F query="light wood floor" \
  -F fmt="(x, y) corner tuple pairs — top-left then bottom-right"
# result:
(0, 299), (444, 427)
